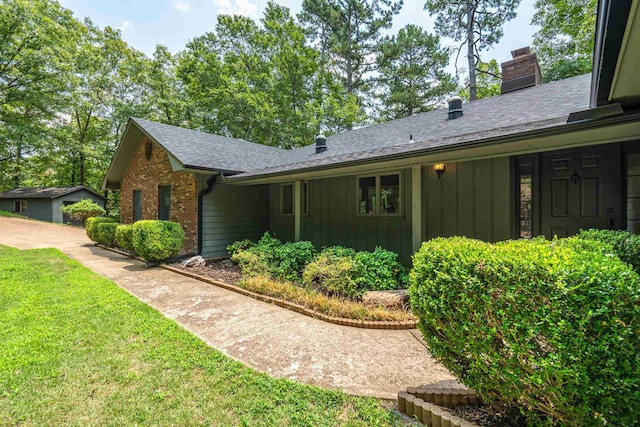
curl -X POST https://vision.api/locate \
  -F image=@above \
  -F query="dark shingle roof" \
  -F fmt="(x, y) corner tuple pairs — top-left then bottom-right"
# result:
(130, 118), (289, 173)
(0, 186), (105, 200)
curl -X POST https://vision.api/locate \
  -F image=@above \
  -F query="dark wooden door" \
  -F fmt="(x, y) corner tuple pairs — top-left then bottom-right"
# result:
(540, 146), (621, 238)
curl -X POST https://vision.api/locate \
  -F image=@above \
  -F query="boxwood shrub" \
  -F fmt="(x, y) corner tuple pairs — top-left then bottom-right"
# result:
(95, 222), (121, 247)
(274, 241), (317, 282)
(85, 217), (116, 243)
(409, 236), (640, 426)
(115, 224), (134, 251)
(576, 228), (640, 274)
(132, 220), (185, 261)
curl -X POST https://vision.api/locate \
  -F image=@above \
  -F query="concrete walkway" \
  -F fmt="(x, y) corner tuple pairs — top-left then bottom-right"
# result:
(0, 216), (455, 399)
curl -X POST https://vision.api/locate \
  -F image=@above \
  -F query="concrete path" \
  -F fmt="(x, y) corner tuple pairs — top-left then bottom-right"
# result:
(0, 216), (455, 399)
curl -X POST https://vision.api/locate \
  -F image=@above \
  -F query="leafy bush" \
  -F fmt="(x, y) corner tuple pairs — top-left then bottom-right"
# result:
(303, 246), (407, 299)
(95, 222), (121, 247)
(226, 239), (255, 256)
(85, 217), (116, 242)
(409, 236), (640, 426)
(231, 250), (273, 278)
(354, 247), (408, 291)
(132, 220), (185, 261)
(115, 224), (134, 251)
(302, 246), (359, 297)
(60, 198), (105, 225)
(274, 241), (317, 282)
(576, 228), (640, 274)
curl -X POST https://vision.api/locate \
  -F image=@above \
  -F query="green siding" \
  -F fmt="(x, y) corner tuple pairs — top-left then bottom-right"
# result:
(423, 157), (512, 242)
(201, 184), (269, 258)
(627, 152), (640, 233)
(270, 169), (413, 265)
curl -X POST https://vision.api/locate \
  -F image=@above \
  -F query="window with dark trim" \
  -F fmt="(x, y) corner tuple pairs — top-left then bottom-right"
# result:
(133, 190), (142, 221)
(158, 185), (171, 220)
(14, 200), (26, 213)
(302, 181), (309, 216)
(281, 183), (293, 215)
(357, 173), (401, 215)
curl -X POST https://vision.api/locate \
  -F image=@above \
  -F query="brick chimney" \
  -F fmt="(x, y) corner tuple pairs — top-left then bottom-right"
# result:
(500, 47), (542, 94)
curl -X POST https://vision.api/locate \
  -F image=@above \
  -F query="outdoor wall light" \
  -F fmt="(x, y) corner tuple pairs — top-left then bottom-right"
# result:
(434, 163), (446, 178)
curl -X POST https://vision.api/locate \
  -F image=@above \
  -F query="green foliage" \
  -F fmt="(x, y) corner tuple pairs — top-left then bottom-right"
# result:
(576, 228), (640, 274)
(115, 224), (134, 251)
(226, 239), (255, 256)
(60, 198), (105, 225)
(532, 0), (596, 82)
(458, 60), (502, 101)
(94, 222), (120, 247)
(274, 241), (317, 282)
(132, 220), (185, 261)
(303, 246), (407, 299)
(231, 250), (273, 278)
(424, 0), (520, 101)
(409, 236), (640, 426)
(85, 216), (116, 242)
(375, 24), (455, 120)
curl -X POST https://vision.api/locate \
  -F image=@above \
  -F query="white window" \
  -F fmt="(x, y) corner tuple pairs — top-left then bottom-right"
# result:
(357, 173), (401, 216)
(281, 183), (293, 215)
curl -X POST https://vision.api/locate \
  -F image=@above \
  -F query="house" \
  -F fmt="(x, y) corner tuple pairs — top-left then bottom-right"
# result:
(102, 1), (640, 265)
(0, 186), (107, 225)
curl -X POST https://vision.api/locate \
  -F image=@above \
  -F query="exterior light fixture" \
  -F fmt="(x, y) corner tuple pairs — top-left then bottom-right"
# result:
(434, 163), (446, 178)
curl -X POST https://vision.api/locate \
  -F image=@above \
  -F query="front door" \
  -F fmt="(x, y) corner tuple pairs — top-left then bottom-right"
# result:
(539, 146), (622, 238)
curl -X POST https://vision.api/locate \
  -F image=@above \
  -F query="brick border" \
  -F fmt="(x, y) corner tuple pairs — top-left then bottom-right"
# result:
(97, 245), (418, 330)
(397, 385), (482, 426)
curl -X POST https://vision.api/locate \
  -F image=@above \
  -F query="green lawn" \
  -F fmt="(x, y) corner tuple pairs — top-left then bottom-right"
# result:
(0, 210), (24, 218)
(0, 245), (402, 426)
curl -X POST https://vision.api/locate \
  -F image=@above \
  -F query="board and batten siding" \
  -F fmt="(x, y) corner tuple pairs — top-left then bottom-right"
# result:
(200, 183), (270, 258)
(423, 157), (512, 242)
(0, 198), (52, 222)
(269, 169), (414, 265)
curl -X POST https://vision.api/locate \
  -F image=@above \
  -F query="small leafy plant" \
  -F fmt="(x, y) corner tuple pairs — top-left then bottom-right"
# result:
(132, 220), (185, 261)
(60, 198), (105, 225)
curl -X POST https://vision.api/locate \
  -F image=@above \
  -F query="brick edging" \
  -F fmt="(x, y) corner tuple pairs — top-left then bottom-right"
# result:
(162, 265), (418, 330)
(96, 244), (417, 329)
(398, 386), (482, 426)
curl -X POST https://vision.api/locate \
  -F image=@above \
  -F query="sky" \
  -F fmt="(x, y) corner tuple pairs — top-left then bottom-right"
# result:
(59, 0), (539, 75)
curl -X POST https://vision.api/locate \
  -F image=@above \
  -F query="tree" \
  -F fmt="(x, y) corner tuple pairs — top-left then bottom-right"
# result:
(0, 0), (82, 188)
(458, 59), (501, 100)
(532, 0), (596, 82)
(299, 0), (403, 127)
(376, 24), (455, 120)
(424, 0), (520, 101)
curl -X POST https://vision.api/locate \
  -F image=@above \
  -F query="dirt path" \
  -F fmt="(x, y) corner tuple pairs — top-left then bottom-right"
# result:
(0, 216), (456, 399)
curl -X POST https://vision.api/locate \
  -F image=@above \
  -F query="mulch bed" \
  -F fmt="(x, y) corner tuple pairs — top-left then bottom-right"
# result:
(448, 404), (527, 426)
(169, 259), (242, 285)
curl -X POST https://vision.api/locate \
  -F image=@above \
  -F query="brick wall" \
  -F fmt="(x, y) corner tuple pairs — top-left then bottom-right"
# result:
(120, 138), (198, 254)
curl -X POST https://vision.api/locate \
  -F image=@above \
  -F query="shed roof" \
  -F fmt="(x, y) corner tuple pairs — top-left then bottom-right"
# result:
(0, 186), (105, 200)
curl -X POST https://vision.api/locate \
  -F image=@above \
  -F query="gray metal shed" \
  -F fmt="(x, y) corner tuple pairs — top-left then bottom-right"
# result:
(0, 186), (106, 224)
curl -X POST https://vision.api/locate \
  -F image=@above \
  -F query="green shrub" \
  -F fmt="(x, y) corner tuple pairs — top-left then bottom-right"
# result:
(576, 228), (640, 274)
(132, 220), (185, 261)
(274, 241), (317, 282)
(354, 247), (408, 291)
(302, 246), (359, 297)
(115, 224), (134, 251)
(95, 222), (120, 247)
(85, 217), (116, 243)
(231, 250), (272, 278)
(409, 236), (640, 426)
(226, 239), (255, 256)
(60, 198), (106, 225)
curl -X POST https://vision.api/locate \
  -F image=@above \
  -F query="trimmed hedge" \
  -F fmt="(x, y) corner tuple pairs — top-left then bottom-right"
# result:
(576, 228), (640, 274)
(95, 222), (121, 247)
(115, 224), (134, 251)
(86, 217), (116, 243)
(132, 220), (185, 261)
(409, 236), (640, 426)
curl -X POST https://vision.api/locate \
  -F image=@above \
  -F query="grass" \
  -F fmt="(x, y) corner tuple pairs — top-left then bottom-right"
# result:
(0, 245), (403, 426)
(0, 210), (24, 218)
(239, 276), (417, 322)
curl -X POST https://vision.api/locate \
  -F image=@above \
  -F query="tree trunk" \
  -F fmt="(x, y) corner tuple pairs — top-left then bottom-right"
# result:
(467, 1), (477, 101)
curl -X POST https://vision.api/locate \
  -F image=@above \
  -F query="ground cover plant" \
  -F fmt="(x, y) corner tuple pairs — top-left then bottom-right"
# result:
(0, 245), (402, 426)
(0, 210), (24, 218)
(409, 236), (640, 426)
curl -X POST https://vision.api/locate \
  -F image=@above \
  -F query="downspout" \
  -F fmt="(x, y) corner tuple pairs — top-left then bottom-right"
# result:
(197, 174), (218, 255)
